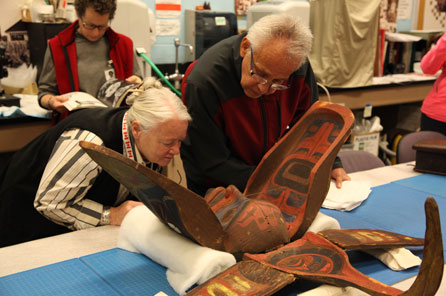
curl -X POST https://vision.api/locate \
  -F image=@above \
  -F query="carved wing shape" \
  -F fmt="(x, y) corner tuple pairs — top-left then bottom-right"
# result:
(401, 196), (444, 296)
(244, 102), (355, 240)
(187, 197), (443, 296)
(245, 231), (404, 295)
(79, 141), (225, 251)
(185, 260), (294, 296)
(318, 229), (424, 250)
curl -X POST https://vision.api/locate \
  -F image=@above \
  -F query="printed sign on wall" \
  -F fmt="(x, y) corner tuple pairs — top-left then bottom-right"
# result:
(155, 0), (181, 18)
(155, 0), (181, 36)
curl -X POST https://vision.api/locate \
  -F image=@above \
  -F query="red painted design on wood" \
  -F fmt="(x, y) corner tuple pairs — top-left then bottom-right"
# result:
(245, 232), (403, 295)
(205, 185), (289, 255)
(245, 102), (355, 239)
(185, 260), (294, 296)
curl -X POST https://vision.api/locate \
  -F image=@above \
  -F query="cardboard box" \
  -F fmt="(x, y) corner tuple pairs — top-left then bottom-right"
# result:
(340, 143), (354, 152)
(350, 132), (380, 156)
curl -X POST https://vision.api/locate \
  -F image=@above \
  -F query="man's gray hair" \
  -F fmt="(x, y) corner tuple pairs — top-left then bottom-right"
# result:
(126, 77), (191, 131)
(247, 13), (313, 66)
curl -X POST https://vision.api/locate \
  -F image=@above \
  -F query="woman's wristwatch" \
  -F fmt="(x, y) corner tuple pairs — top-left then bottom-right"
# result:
(100, 206), (111, 225)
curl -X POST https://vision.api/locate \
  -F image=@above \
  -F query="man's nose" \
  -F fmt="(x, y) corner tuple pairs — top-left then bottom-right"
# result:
(258, 83), (276, 95)
(91, 28), (103, 36)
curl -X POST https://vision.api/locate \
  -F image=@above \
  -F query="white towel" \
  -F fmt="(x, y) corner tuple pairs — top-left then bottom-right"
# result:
(117, 205), (236, 295)
(307, 212), (341, 233)
(364, 247), (421, 271)
(322, 180), (372, 211)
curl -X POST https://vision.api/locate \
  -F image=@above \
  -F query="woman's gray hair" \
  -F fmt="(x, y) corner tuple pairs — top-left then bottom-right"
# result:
(126, 77), (191, 131)
(247, 13), (313, 67)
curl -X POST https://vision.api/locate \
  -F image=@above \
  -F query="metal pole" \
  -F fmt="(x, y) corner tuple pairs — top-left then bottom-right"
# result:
(136, 50), (182, 98)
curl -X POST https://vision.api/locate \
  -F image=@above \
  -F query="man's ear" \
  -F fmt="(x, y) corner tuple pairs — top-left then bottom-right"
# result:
(240, 37), (250, 58)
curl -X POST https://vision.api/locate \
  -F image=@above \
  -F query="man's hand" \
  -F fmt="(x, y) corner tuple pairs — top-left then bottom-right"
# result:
(42, 94), (69, 113)
(331, 167), (351, 189)
(109, 200), (143, 226)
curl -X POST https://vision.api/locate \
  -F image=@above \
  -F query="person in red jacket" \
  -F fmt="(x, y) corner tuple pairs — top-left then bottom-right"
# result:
(419, 32), (446, 135)
(38, 0), (142, 117)
(181, 14), (350, 196)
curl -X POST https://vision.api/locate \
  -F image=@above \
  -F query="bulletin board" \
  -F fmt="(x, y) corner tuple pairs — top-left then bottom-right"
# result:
(235, 0), (257, 15)
(380, 0), (399, 32)
(417, 0), (446, 30)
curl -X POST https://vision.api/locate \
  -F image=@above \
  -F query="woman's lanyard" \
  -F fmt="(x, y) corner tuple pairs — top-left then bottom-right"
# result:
(122, 112), (135, 161)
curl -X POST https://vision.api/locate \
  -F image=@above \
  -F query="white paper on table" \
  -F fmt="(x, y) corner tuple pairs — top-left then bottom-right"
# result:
(322, 180), (372, 211)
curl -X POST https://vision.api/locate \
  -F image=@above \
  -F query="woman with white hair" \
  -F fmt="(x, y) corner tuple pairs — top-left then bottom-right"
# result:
(0, 78), (191, 247)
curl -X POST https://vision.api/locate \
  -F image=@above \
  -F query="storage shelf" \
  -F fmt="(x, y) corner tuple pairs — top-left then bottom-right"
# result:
(319, 79), (434, 110)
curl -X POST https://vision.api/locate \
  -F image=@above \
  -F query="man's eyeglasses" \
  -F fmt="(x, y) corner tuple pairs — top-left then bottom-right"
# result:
(81, 19), (110, 31)
(250, 48), (289, 90)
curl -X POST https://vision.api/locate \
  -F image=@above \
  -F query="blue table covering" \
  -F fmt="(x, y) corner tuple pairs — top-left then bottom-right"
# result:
(0, 249), (177, 296)
(1, 174), (444, 295)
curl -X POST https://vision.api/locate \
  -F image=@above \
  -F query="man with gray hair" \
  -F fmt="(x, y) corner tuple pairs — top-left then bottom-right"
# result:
(181, 13), (349, 196)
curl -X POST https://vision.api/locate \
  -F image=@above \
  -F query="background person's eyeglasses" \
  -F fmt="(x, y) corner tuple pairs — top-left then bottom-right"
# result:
(81, 19), (110, 31)
(250, 48), (289, 90)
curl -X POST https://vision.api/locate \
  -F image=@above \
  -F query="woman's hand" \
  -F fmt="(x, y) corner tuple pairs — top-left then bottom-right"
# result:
(42, 94), (69, 113)
(125, 75), (143, 85)
(109, 200), (143, 226)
